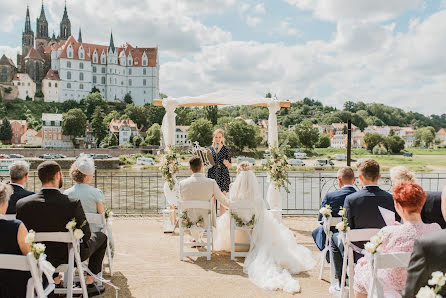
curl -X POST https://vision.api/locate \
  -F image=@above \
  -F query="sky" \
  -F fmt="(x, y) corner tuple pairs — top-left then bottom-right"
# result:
(0, 0), (445, 115)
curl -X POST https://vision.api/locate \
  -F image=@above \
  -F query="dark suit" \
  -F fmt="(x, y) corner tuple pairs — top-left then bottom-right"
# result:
(331, 185), (398, 279)
(6, 183), (34, 214)
(421, 191), (446, 228)
(403, 230), (446, 298)
(16, 189), (107, 274)
(312, 186), (357, 258)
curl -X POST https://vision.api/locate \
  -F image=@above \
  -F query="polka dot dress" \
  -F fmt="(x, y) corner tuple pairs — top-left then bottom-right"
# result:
(207, 145), (231, 192)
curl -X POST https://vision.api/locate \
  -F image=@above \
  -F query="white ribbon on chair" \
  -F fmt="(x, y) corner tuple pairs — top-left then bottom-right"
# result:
(38, 254), (55, 284)
(81, 264), (120, 298)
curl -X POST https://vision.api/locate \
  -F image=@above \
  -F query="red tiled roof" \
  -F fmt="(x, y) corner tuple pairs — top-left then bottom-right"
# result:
(437, 128), (446, 135)
(108, 119), (138, 133)
(25, 47), (44, 61)
(43, 70), (60, 81)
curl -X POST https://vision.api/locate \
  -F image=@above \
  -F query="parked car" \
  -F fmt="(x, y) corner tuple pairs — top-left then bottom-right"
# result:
(0, 154), (9, 159)
(136, 157), (155, 165)
(294, 152), (307, 159)
(109, 146), (118, 149)
(288, 159), (305, 166)
(334, 154), (347, 161)
(236, 156), (256, 166)
(55, 154), (67, 159)
(39, 154), (55, 159)
(314, 159), (334, 167)
(9, 154), (24, 158)
(403, 152), (413, 157)
(92, 154), (111, 159)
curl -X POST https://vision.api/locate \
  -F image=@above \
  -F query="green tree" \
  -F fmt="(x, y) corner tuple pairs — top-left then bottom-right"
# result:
(351, 113), (368, 131)
(160, 93), (168, 99)
(265, 92), (272, 98)
(91, 107), (107, 144)
(372, 144), (387, 155)
(343, 101), (357, 112)
(226, 119), (259, 154)
(317, 133), (331, 148)
(187, 118), (214, 147)
(364, 132), (384, 151)
(124, 104), (148, 128)
(145, 123), (161, 145)
(24, 109), (41, 131)
(342, 125), (348, 134)
(415, 126), (436, 147)
(103, 111), (121, 127)
(384, 135), (405, 153)
(62, 109), (87, 146)
(0, 117), (13, 144)
(204, 105), (218, 125)
(133, 135), (144, 147)
(90, 86), (100, 94)
(146, 104), (165, 126)
(123, 93), (133, 104)
(81, 92), (108, 121)
(279, 129), (299, 148)
(294, 120), (319, 149)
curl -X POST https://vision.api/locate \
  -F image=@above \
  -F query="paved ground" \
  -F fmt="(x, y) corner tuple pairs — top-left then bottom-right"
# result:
(98, 216), (331, 298)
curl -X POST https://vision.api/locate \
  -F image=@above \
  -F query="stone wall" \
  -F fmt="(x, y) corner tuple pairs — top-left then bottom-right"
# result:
(2, 148), (159, 157)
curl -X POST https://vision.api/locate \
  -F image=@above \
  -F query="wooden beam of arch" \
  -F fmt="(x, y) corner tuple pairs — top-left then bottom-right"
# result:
(153, 99), (291, 108)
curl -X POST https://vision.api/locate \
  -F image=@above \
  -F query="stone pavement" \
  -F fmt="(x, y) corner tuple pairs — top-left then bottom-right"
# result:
(98, 216), (332, 298)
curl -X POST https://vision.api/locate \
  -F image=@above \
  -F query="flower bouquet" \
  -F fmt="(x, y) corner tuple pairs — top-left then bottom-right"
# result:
(416, 271), (446, 298)
(66, 218), (87, 240)
(25, 230), (46, 260)
(263, 146), (291, 193)
(319, 204), (332, 220)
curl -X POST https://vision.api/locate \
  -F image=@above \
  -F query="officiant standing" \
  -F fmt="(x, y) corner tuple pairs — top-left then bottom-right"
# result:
(208, 129), (232, 215)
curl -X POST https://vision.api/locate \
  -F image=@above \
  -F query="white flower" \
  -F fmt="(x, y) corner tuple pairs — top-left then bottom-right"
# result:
(108, 211), (114, 217)
(370, 235), (382, 246)
(73, 229), (84, 240)
(65, 221), (76, 231)
(25, 230), (35, 244)
(416, 286), (437, 298)
(335, 221), (345, 231)
(319, 207), (331, 216)
(364, 242), (377, 254)
(338, 209), (345, 216)
(428, 271), (446, 287)
(34, 243), (46, 255)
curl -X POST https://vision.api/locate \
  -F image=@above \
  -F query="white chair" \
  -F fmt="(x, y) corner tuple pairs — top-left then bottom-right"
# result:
(318, 216), (342, 283)
(0, 252), (55, 298)
(178, 200), (213, 261)
(34, 232), (88, 298)
(340, 228), (380, 298)
(162, 207), (177, 233)
(85, 213), (113, 276)
(4, 214), (16, 220)
(229, 200), (258, 260)
(368, 251), (411, 298)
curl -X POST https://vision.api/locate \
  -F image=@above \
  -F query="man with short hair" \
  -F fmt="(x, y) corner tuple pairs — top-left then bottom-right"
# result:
(403, 183), (446, 298)
(16, 161), (107, 295)
(330, 159), (398, 294)
(312, 166), (356, 260)
(6, 160), (34, 214)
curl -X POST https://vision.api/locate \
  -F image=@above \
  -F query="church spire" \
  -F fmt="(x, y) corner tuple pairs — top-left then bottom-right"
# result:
(109, 31), (115, 53)
(62, 0), (68, 20)
(78, 28), (82, 42)
(25, 6), (32, 33)
(39, 0), (47, 20)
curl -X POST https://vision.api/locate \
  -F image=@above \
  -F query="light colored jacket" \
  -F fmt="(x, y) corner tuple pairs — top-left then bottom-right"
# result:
(179, 173), (229, 227)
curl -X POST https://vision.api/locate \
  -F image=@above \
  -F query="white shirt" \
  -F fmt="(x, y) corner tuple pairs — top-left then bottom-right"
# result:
(9, 182), (25, 189)
(41, 187), (60, 191)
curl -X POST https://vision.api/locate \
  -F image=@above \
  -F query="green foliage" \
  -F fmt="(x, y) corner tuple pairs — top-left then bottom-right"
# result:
(4, 87), (12, 94)
(80, 92), (108, 121)
(103, 111), (121, 127)
(415, 126), (436, 148)
(294, 120), (319, 149)
(120, 142), (134, 149)
(204, 105), (218, 125)
(90, 86), (100, 94)
(25, 109), (40, 131)
(145, 104), (165, 126)
(187, 118), (214, 147)
(384, 135), (405, 154)
(133, 135), (144, 147)
(100, 133), (118, 148)
(0, 117), (13, 143)
(364, 132), (384, 151)
(91, 106), (107, 144)
(62, 109), (87, 140)
(226, 119), (260, 154)
(119, 155), (136, 165)
(279, 129), (299, 148)
(123, 93), (133, 104)
(317, 133), (331, 148)
(35, 90), (44, 98)
(146, 123), (161, 145)
(265, 92), (272, 98)
(124, 104), (148, 128)
(372, 145), (388, 155)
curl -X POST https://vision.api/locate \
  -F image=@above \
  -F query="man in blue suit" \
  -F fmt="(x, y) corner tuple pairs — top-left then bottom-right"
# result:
(330, 159), (398, 294)
(6, 160), (34, 214)
(312, 166), (356, 261)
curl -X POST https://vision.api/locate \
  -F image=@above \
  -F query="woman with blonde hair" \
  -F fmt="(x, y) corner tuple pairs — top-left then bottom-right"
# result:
(390, 166), (416, 187)
(208, 128), (232, 215)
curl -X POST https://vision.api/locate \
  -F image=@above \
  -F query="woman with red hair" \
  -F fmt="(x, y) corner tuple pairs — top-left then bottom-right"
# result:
(353, 182), (441, 298)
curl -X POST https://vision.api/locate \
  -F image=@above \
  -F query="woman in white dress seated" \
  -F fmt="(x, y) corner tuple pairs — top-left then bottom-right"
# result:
(213, 162), (316, 293)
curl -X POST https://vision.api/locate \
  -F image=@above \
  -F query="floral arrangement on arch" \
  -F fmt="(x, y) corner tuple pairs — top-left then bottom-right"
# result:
(416, 271), (446, 298)
(232, 213), (255, 229)
(160, 145), (181, 190)
(181, 211), (204, 229)
(264, 146), (291, 193)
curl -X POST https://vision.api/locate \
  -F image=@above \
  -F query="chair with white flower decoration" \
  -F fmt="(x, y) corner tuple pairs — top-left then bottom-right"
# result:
(318, 216), (343, 283)
(340, 228), (380, 298)
(178, 200), (213, 261)
(85, 213), (113, 276)
(4, 214), (16, 220)
(0, 252), (55, 298)
(34, 232), (88, 298)
(367, 251), (411, 298)
(229, 200), (258, 260)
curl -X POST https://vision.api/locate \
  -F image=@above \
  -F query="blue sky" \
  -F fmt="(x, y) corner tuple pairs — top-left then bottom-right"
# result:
(1, 0), (445, 115)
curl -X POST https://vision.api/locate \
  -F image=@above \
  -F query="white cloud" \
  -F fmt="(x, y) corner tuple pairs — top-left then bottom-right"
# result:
(240, 3), (250, 13)
(246, 16), (261, 27)
(254, 3), (266, 14)
(275, 20), (301, 36)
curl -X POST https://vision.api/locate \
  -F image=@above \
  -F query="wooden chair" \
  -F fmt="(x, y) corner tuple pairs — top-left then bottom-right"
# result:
(178, 200), (213, 261)
(0, 252), (55, 298)
(229, 200), (258, 260)
(318, 216), (343, 284)
(340, 228), (380, 298)
(85, 213), (113, 276)
(368, 251), (411, 298)
(34, 232), (88, 298)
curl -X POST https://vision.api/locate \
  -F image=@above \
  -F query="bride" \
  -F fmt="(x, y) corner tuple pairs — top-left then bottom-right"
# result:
(213, 162), (316, 293)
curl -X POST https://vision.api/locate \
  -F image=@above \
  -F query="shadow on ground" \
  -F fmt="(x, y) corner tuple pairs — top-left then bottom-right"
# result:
(98, 271), (134, 298)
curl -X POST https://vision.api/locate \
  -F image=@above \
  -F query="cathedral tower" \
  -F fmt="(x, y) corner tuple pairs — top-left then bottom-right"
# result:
(22, 6), (34, 58)
(36, 1), (49, 47)
(59, 1), (71, 41)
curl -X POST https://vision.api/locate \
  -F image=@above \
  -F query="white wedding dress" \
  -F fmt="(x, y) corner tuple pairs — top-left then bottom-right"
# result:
(213, 170), (316, 293)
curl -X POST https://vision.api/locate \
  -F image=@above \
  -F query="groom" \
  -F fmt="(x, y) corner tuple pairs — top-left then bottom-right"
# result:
(178, 156), (229, 239)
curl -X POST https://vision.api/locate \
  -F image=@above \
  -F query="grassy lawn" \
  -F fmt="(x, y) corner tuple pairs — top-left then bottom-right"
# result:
(355, 155), (446, 172)
(405, 148), (446, 155)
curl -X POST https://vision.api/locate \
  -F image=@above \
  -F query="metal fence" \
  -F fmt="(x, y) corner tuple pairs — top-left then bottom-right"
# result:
(1, 171), (445, 215)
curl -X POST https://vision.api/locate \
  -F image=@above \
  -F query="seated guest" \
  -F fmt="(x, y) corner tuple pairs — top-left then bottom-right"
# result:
(390, 166), (416, 186)
(16, 161), (107, 295)
(330, 159), (399, 293)
(403, 183), (446, 298)
(312, 166), (356, 259)
(0, 182), (32, 297)
(64, 155), (114, 255)
(354, 182), (441, 298)
(7, 160), (34, 214)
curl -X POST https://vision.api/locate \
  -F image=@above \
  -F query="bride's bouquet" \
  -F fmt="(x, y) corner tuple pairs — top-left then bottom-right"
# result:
(264, 146), (291, 193)
(160, 145), (180, 190)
